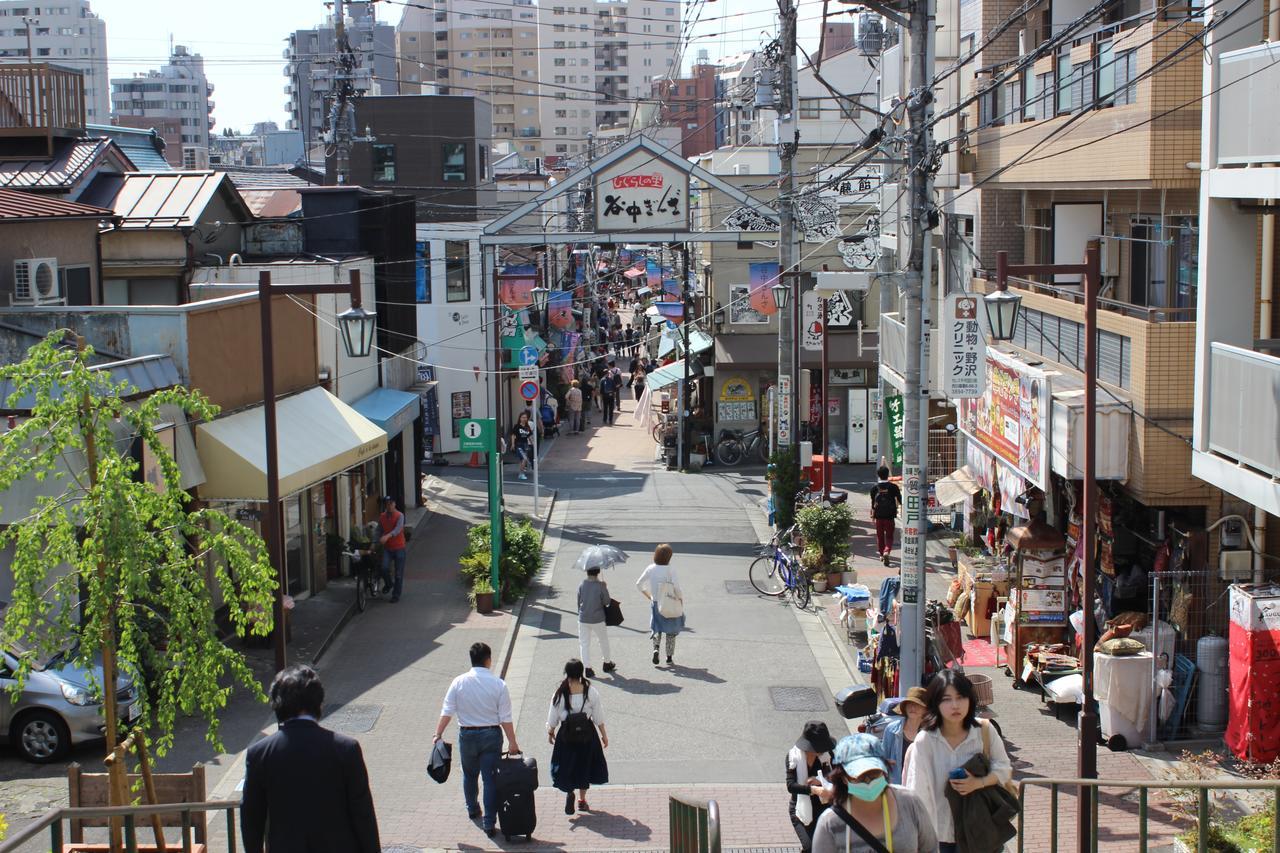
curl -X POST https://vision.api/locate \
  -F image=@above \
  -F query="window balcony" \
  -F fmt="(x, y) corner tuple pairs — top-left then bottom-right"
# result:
(1206, 343), (1280, 480)
(1212, 42), (1280, 167)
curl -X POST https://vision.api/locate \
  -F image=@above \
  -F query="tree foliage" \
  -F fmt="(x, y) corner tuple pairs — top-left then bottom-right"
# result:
(0, 332), (277, 756)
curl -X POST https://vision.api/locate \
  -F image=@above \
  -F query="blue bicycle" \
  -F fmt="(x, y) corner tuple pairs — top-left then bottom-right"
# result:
(748, 525), (811, 609)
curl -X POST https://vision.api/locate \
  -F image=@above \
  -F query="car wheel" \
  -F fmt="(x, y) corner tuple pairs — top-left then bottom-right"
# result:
(13, 709), (70, 763)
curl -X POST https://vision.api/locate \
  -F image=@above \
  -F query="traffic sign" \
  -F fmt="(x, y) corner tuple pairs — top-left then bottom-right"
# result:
(519, 380), (539, 400)
(518, 364), (538, 381)
(459, 418), (496, 453)
(518, 345), (539, 367)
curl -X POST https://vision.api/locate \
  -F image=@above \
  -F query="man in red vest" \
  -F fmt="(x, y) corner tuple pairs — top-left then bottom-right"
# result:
(378, 496), (407, 603)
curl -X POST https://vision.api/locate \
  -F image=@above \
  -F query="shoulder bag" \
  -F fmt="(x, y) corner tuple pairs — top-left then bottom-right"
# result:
(657, 580), (684, 619)
(981, 719), (1020, 797)
(604, 598), (624, 627)
(830, 801), (892, 853)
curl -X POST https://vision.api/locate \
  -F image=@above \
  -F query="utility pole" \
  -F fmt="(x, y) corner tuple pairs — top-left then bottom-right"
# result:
(331, 0), (354, 184)
(776, 0), (801, 461)
(897, 0), (937, 692)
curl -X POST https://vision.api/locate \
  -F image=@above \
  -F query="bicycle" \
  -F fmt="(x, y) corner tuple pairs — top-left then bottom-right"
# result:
(344, 543), (383, 612)
(747, 525), (812, 609)
(713, 427), (768, 467)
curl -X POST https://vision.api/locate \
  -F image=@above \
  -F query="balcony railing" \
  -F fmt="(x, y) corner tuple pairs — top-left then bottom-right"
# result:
(980, 273), (1197, 322)
(0, 63), (86, 145)
(1213, 42), (1280, 166)
(1207, 342), (1280, 479)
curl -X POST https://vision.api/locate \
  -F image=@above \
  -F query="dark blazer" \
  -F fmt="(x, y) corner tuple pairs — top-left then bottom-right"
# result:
(240, 718), (380, 853)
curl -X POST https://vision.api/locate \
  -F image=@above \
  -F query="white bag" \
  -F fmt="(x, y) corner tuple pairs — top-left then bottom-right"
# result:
(657, 580), (683, 618)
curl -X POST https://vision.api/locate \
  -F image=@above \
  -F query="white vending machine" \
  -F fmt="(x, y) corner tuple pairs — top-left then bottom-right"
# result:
(846, 388), (881, 464)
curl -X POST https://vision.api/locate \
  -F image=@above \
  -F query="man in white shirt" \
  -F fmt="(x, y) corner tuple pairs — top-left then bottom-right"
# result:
(433, 642), (522, 838)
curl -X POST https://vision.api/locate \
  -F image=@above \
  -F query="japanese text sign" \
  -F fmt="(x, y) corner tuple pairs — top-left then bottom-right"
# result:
(885, 394), (904, 467)
(958, 349), (1050, 490)
(943, 293), (986, 399)
(594, 150), (689, 232)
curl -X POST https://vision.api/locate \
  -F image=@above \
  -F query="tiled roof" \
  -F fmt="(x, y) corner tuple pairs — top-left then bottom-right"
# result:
(220, 165), (312, 190)
(0, 137), (136, 191)
(85, 124), (172, 173)
(0, 188), (114, 221)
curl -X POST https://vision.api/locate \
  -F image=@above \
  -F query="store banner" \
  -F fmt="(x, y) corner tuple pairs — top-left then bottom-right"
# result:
(498, 274), (536, 309)
(747, 262), (780, 315)
(548, 290), (574, 329)
(802, 290), (823, 352)
(885, 394), (904, 467)
(646, 258), (661, 290)
(943, 292), (986, 399)
(957, 349), (1049, 490)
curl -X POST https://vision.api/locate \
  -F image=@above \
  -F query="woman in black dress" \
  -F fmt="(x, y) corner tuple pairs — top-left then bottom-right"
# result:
(547, 659), (609, 815)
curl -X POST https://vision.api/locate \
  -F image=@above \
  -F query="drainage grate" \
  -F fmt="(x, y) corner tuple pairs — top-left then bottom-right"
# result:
(724, 580), (759, 595)
(325, 703), (383, 734)
(382, 847), (421, 853)
(769, 686), (829, 712)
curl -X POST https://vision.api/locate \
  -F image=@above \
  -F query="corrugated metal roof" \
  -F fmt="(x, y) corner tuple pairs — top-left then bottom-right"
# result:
(221, 166), (312, 190)
(85, 124), (172, 173)
(0, 137), (135, 191)
(238, 188), (302, 218)
(83, 171), (237, 229)
(0, 188), (114, 220)
(0, 353), (181, 412)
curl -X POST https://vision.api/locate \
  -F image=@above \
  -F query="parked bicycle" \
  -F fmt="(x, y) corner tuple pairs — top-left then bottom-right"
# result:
(344, 537), (383, 612)
(713, 427), (768, 467)
(747, 525), (811, 609)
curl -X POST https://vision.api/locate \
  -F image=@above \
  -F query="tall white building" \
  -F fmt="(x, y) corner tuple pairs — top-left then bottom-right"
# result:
(0, 0), (108, 122)
(111, 45), (215, 167)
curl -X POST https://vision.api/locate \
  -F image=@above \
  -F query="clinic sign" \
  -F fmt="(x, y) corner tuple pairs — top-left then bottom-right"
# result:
(943, 293), (986, 398)
(594, 150), (689, 232)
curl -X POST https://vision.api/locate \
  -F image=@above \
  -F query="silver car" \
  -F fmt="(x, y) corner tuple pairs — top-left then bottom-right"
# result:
(0, 645), (139, 763)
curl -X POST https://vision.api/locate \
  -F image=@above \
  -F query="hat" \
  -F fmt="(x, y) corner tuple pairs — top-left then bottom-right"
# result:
(892, 686), (929, 716)
(795, 720), (836, 754)
(832, 734), (890, 778)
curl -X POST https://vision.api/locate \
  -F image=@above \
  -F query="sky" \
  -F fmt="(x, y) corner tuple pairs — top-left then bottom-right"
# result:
(90, 0), (831, 133)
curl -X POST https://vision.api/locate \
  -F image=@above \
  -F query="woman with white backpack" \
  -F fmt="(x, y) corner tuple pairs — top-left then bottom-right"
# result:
(636, 543), (684, 667)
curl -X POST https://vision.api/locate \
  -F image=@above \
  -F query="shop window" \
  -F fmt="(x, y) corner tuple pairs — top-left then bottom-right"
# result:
(445, 241), (470, 302)
(442, 143), (467, 182)
(372, 143), (396, 182)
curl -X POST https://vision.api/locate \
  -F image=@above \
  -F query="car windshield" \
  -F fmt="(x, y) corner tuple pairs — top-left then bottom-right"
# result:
(7, 640), (73, 672)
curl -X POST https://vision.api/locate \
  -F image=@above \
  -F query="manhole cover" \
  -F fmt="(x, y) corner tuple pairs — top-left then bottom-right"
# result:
(325, 703), (383, 733)
(770, 686), (828, 712)
(724, 580), (758, 594)
(383, 847), (421, 853)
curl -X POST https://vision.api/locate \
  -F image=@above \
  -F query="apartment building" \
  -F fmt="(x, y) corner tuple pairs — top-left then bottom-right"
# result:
(1190, 1), (1280, 568)
(716, 52), (759, 148)
(0, 0), (107, 122)
(284, 0), (398, 148)
(110, 45), (214, 168)
(651, 60), (721, 158)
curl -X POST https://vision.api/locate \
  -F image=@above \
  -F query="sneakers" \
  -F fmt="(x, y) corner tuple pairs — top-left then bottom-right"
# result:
(666, 656), (674, 666)
(882, 551), (891, 567)
(652, 650), (660, 666)
(602, 661), (616, 673)
(518, 472), (528, 481)
(584, 667), (596, 678)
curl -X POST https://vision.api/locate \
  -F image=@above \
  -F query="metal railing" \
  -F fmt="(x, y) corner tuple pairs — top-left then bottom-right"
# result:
(669, 795), (721, 853)
(977, 274), (1197, 322)
(1208, 342), (1280, 478)
(1016, 777), (1280, 853)
(0, 800), (240, 853)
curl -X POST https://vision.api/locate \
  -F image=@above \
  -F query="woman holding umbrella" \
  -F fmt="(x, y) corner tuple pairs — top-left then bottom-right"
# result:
(574, 545), (627, 677)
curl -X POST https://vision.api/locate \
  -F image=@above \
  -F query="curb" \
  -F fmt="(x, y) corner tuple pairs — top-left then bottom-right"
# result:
(498, 487), (559, 680)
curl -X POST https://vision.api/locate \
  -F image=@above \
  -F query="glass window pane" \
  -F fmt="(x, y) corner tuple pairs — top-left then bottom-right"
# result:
(445, 241), (470, 302)
(442, 143), (467, 182)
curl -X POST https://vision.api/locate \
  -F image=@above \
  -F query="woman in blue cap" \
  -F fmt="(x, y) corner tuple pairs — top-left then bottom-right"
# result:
(811, 733), (938, 853)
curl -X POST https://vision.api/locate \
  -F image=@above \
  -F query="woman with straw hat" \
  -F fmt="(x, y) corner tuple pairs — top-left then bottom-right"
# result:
(881, 686), (928, 785)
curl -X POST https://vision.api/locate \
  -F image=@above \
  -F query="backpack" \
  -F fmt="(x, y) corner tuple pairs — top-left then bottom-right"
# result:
(600, 375), (616, 395)
(560, 686), (594, 745)
(872, 484), (898, 518)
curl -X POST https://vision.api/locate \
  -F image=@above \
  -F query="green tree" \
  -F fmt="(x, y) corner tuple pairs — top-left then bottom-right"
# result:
(0, 332), (277, 758)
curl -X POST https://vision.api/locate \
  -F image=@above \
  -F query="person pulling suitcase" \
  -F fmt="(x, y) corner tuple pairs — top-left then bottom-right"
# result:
(433, 642), (523, 839)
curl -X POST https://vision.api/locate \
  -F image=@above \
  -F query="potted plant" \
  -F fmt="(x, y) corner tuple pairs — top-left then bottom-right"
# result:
(810, 571), (829, 592)
(795, 502), (854, 572)
(473, 577), (495, 614)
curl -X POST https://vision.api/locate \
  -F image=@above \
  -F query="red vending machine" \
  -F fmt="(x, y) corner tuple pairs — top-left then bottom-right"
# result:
(1227, 584), (1280, 763)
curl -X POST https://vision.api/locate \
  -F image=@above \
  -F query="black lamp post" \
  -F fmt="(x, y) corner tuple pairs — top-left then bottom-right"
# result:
(983, 253), (1023, 341)
(530, 285), (550, 333)
(259, 269), (375, 673)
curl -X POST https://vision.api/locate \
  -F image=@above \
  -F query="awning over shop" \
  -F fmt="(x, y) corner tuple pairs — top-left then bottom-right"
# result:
(934, 464), (982, 507)
(625, 269), (646, 279)
(196, 387), (387, 501)
(679, 329), (714, 355)
(647, 360), (687, 390)
(350, 387), (420, 439)
(1050, 382), (1131, 480)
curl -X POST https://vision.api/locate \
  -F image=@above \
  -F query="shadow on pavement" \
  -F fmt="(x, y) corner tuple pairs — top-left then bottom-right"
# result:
(668, 665), (727, 684)
(568, 809), (654, 841)
(598, 671), (682, 696)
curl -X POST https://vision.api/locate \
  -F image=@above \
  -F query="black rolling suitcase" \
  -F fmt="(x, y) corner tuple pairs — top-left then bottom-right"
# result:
(494, 752), (538, 841)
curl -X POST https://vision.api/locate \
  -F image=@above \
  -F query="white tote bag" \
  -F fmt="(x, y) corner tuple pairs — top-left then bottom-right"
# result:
(657, 580), (684, 619)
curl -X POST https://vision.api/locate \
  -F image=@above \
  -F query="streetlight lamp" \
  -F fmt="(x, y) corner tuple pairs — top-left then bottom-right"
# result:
(771, 281), (791, 310)
(258, 268), (373, 672)
(984, 252), (1023, 342)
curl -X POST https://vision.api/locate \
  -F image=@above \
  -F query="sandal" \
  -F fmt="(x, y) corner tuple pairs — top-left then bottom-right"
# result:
(578, 799), (589, 812)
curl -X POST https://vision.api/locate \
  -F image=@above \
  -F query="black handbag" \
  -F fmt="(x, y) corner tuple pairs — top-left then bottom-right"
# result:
(427, 739), (452, 784)
(604, 598), (624, 627)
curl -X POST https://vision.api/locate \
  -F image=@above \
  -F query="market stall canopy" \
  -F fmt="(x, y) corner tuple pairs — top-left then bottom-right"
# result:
(1050, 381), (1131, 481)
(934, 464), (982, 507)
(350, 387), (421, 439)
(196, 387), (387, 501)
(646, 359), (687, 390)
(678, 329), (714, 356)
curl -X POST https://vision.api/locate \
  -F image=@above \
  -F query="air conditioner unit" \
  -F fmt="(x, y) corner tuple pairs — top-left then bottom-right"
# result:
(1100, 235), (1121, 277)
(1220, 550), (1253, 582)
(733, 163), (750, 175)
(13, 258), (60, 305)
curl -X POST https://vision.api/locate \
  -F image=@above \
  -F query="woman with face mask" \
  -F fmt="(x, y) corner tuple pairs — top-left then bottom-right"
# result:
(811, 734), (937, 853)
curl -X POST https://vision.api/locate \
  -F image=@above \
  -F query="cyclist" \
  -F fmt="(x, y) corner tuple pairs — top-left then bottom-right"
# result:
(870, 466), (903, 567)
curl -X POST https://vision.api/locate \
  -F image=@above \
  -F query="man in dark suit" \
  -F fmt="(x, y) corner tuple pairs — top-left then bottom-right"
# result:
(241, 665), (380, 853)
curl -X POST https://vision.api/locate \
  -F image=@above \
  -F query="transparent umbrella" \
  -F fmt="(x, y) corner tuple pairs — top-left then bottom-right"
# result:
(574, 544), (629, 572)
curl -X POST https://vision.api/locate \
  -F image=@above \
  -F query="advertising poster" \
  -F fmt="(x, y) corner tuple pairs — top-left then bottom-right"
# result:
(958, 350), (1049, 490)
(747, 262), (780, 315)
(728, 285), (769, 324)
(498, 275), (535, 309)
(646, 258), (661, 291)
(662, 278), (681, 300)
(451, 391), (472, 438)
(547, 290), (574, 329)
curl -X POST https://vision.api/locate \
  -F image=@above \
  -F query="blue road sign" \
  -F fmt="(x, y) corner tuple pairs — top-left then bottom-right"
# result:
(519, 345), (539, 367)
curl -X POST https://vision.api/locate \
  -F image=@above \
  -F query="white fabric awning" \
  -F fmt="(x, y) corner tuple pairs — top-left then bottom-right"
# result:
(196, 387), (387, 501)
(934, 464), (982, 507)
(1050, 386), (1131, 481)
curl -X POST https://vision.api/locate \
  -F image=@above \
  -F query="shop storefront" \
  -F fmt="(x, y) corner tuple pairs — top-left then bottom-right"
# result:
(351, 386), (424, 512)
(195, 386), (388, 600)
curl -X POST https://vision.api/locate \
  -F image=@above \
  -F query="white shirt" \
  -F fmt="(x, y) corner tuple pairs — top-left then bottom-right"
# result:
(546, 687), (606, 730)
(636, 562), (680, 601)
(903, 722), (1012, 843)
(441, 666), (514, 727)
